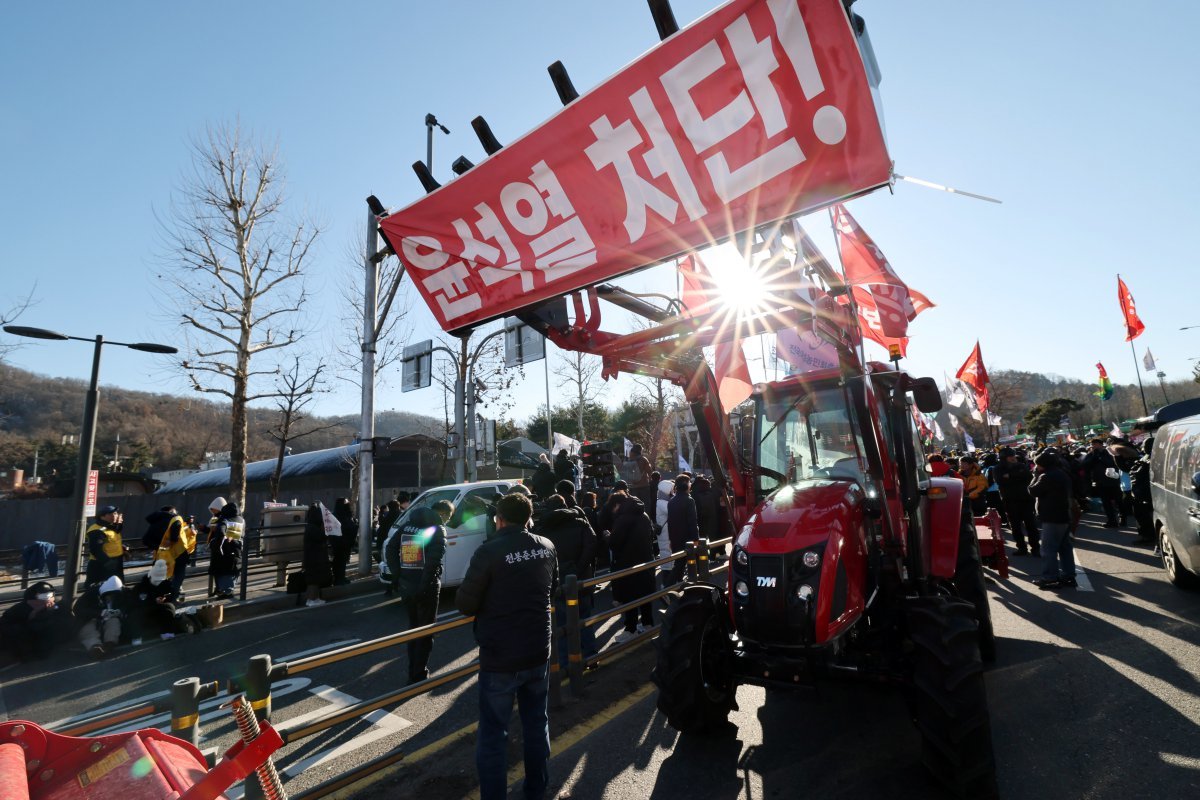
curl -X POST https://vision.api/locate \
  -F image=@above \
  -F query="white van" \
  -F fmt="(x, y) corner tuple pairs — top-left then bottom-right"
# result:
(1149, 400), (1200, 588)
(379, 480), (514, 588)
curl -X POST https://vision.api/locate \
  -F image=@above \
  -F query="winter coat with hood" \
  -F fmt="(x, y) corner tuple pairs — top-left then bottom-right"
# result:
(608, 495), (656, 602)
(959, 464), (988, 500)
(692, 484), (721, 540)
(385, 506), (447, 595)
(1028, 463), (1073, 524)
(531, 462), (557, 499)
(207, 503), (244, 577)
(536, 506), (597, 580)
(302, 505), (332, 588)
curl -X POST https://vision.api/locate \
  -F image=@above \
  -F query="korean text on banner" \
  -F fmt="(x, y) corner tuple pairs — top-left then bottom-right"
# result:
(380, 0), (891, 333)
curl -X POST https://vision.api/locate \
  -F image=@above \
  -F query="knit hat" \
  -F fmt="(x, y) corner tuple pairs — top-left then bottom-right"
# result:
(209, 496), (227, 513)
(149, 559), (169, 584)
(99, 576), (124, 595)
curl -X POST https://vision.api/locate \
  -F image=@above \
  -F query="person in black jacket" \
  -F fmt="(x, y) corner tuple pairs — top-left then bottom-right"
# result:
(996, 448), (1040, 556)
(0, 581), (72, 662)
(1029, 452), (1076, 590)
(692, 476), (720, 540)
(331, 498), (357, 586)
(302, 504), (333, 606)
(531, 454), (557, 500)
(386, 506), (447, 684)
(1130, 437), (1155, 543)
(207, 503), (244, 600)
(456, 493), (557, 800)
(537, 494), (598, 661)
(609, 491), (656, 643)
(666, 475), (699, 585)
(1082, 438), (1123, 527)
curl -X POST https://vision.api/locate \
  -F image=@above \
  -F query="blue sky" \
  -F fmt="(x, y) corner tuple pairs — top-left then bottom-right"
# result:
(3, 1), (1199, 432)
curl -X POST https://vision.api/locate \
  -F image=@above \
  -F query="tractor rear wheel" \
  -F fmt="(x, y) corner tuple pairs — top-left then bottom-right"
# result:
(906, 596), (998, 800)
(954, 509), (996, 662)
(652, 588), (736, 733)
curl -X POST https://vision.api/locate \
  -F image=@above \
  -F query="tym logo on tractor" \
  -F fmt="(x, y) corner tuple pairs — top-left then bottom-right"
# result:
(374, 1), (998, 797)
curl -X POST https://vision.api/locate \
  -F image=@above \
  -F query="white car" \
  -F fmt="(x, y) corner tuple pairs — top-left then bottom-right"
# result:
(379, 480), (514, 588)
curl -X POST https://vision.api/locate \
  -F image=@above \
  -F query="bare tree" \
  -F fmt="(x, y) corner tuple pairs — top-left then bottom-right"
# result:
(556, 351), (604, 440)
(331, 238), (411, 389)
(0, 285), (38, 364)
(267, 356), (336, 501)
(631, 372), (679, 470)
(160, 123), (318, 506)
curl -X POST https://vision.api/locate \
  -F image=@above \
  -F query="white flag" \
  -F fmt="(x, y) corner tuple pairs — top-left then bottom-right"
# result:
(964, 433), (976, 452)
(932, 420), (945, 443)
(623, 437), (634, 457)
(986, 412), (1002, 427)
(552, 432), (581, 457)
(319, 502), (340, 537)
(1143, 348), (1156, 371)
(1111, 422), (1122, 438)
(948, 413), (960, 429)
(678, 454), (693, 473)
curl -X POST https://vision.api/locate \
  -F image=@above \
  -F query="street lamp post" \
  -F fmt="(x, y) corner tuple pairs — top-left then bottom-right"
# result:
(2, 326), (177, 599)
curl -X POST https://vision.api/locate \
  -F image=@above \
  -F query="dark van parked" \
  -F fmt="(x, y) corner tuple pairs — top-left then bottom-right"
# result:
(1148, 399), (1200, 588)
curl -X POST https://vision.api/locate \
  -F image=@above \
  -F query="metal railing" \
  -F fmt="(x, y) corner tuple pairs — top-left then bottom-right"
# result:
(49, 534), (732, 799)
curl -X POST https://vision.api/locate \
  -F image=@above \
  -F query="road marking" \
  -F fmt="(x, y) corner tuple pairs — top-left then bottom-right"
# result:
(88, 677), (313, 736)
(283, 705), (413, 777)
(1074, 565), (1094, 592)
(47, 688), (171, 729)
(1159, 752), (1200, 769)
(278, 639), (362, 662)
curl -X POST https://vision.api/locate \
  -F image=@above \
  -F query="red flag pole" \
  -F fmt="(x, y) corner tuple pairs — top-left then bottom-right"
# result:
(1129, 339), (1150, 416)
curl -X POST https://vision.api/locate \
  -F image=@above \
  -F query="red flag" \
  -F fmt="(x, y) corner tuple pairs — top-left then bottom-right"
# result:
(1096, 362), (1108, 379)
(831, 204), (907, 288)
(1117, 276), (1146, 341)
(678, 255), (752, 411)
(955, 342), (990, 411)
(845, 287), (908, 356)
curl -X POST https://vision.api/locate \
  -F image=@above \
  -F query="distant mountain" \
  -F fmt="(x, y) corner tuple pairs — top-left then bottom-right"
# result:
(0, 364), (442, 481)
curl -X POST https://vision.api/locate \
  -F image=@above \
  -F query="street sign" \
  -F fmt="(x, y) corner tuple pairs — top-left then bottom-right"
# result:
(84, 469), (99, 516)
(401, 340), (433, 392)
(503, 317), (545, 368)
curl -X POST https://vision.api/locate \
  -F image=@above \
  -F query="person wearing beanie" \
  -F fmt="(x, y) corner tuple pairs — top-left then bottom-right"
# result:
(202, 496), (227, 548)
(1029, 452), (1077, 590)
(0, 581), (73, 662)
(208, 502), (245, 600)
(74, 576), (130, 658)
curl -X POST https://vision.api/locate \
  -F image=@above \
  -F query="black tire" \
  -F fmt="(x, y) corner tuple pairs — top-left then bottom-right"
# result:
(953, 508), (996, 662)
(1160, 527), (1200, 589)
(651, 588), (736, 732)
(906, 596), (998, 800)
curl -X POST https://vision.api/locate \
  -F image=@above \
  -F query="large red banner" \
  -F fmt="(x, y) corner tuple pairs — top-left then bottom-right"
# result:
(380, 0), (891, 333)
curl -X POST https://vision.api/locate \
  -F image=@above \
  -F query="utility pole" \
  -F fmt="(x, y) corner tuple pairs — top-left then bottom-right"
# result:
(358, 207), (380, 577)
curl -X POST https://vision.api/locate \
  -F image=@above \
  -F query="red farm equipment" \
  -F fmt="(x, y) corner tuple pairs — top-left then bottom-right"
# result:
(373, 0), (999, 796)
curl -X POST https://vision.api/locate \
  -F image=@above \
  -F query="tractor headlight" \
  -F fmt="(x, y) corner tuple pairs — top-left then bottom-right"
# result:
(796, 584), (814, 601)
(735, 548), (749, 566)
(735, 580), (749, 598)
(802, 551), (820, 569)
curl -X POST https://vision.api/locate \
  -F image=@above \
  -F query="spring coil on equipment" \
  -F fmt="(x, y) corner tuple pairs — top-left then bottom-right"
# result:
(229, 694), (287, 800)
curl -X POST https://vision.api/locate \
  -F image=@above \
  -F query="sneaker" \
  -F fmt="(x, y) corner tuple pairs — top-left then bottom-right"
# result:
(305, 599), (327, 607)
(1035, 578), (1061, 590)
(1058, 577), (1078, 589)
(90, 645), (107, 659)
(612, 629), (637, 645)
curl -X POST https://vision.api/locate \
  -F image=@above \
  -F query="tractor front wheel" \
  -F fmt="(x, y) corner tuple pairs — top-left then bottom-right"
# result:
(652, 587), (736, 733)
(906, 595), (998, 800)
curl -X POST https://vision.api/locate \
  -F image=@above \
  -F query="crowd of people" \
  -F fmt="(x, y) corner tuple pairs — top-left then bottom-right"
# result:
(929, 434), (1155, 590)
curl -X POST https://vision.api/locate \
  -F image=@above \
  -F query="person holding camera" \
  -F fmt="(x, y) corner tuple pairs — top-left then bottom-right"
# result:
(85, 505), (128, 586)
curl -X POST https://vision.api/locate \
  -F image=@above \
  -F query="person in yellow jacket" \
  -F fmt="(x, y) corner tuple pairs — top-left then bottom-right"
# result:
(959, 456), (989, 515)
(86, 506), (127, 586)
(145, 506), (196, 601)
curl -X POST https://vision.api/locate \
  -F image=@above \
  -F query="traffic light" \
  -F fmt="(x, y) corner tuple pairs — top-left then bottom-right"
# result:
(580, 440), (616, 487)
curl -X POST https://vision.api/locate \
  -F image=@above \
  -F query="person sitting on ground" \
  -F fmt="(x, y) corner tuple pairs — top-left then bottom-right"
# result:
(208, 502), (244, 600)
(130, 559), (189, 641)
(0, 581), (73, 662)
(74, 576), (130, 659)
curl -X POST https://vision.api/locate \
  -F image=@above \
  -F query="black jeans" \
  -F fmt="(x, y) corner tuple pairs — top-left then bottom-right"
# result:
(1096, 485), (1122, 526)
(331, 535), (354, 584)
(1003, 495), (1040, 551)
(403, 581), (440, 682)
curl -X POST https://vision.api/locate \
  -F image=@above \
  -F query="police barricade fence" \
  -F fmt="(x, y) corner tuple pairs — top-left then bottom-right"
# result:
(50, 536), (731, 800)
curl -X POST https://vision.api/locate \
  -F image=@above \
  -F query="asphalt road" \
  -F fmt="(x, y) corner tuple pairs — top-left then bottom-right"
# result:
(3, 511), (1198, 799)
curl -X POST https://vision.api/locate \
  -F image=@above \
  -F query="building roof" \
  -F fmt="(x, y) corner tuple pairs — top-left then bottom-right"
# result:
(157, 444), (357, 493)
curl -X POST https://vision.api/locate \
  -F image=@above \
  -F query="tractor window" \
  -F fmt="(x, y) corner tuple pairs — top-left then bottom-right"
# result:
(757, 386), (865, 491)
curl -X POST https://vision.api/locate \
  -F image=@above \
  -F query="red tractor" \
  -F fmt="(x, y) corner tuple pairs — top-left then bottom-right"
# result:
(526, 281), (997, 799)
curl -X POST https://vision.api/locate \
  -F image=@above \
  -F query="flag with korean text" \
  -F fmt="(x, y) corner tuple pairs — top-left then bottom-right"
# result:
(1117, 276), (1146, 341)
(379, 0), (892, 333)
